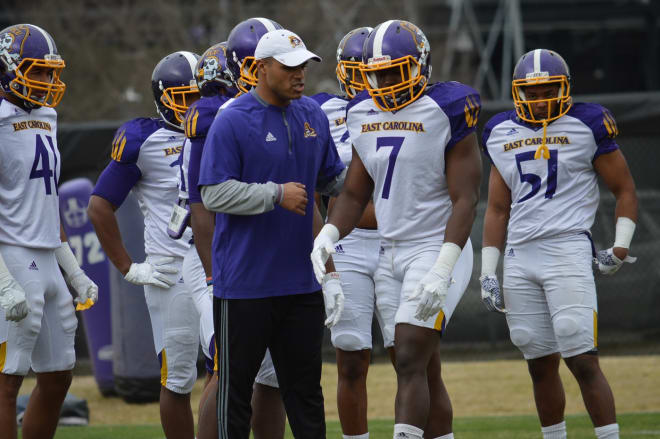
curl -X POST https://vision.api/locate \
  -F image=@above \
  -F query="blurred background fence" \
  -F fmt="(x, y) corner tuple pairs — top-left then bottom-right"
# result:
(2, 0), (658, 359)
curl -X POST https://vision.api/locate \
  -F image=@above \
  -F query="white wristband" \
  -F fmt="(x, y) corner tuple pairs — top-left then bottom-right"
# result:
(613, 217), (636, 249)
(481, 246), (501, 276)
(319, 223), (340, 243)
(430, 242), (462, 278)
(54, 242), (82, 278)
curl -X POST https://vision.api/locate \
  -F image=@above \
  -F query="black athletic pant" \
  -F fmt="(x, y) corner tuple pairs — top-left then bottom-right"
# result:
(214, 291), (326, 439)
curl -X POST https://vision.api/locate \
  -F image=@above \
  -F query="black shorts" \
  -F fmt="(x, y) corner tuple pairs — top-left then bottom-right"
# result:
(214, 291), (326, 439)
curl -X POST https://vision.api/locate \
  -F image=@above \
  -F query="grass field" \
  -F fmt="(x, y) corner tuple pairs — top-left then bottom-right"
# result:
(30, 412), (660, 438)
(19, 355), (660, 438)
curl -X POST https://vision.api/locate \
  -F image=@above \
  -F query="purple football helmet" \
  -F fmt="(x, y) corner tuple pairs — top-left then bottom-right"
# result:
(196, 42), (238, 98)
(336, 27), (372, 98)
(226, 17), (282, 94)
(512, 49), (572, 123)
(151, 51), (200, 129)
(0, 24), (65, 108)
(360, 20), (431, 111)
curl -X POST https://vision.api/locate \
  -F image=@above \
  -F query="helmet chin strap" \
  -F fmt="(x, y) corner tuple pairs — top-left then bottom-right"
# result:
(534, 120), (550, 160)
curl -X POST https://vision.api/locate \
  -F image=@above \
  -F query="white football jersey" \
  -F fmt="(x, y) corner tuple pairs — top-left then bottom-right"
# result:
(482, 103), (620, 245)
(311, 93), (352, 166)
(346, 83), (481, 241)
(94, 118), (191, 257)
(0, 98), (61, 249)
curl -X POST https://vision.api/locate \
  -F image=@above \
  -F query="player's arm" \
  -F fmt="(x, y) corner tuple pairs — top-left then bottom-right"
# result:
(311, 147), (373, 282)
(410, 132), (482, 321)
(480, 164), (511, 313)
(482, 164), (511, 251)
(190, 203), (214, 278)
(593, 149), (638, 261)
(326, 146), (373, 238)
(187, 135), (215, 278)
(87, 195), (132, 275)
(444, 132), (482, 245)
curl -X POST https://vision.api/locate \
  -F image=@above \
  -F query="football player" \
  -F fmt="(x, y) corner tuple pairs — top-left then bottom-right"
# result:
(87, 51), (201, 439)
(312, 20), (481, 439)
(311, 26), (395, 439)
(480, 48), (637, 439)
(0, 24), (97, 439)
(175, 23), (286, 438)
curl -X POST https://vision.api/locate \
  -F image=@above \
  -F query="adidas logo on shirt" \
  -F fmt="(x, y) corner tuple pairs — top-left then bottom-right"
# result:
(507, 248), (515, 257)
(28, 261), (38, 270)
(265, 132), (277, 142)
(335, 244), (345, 254)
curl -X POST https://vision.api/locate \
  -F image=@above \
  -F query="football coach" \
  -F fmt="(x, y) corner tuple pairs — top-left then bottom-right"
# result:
(198, 29), (346, 438)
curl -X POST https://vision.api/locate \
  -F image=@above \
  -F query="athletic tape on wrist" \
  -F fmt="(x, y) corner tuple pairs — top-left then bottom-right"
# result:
(319, 223), (340, 243)
(613, 217), (635, 249)
(55, 242), (82, 278)
(431, 242), (462, 278)
(481, 246), (501, 275)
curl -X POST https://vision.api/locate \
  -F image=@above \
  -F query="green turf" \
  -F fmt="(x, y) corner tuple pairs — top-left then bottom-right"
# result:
(41, 412), (660, 439)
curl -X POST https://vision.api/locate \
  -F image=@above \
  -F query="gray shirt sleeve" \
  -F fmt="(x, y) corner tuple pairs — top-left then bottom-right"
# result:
(201, 180), (280, 215)
(316, 167), (347, 197)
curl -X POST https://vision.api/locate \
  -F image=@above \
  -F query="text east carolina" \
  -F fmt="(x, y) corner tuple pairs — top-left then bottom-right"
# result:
(361, 121), (426, 133)
(503, 136), (570, 152)
(13, 120), (52, 132)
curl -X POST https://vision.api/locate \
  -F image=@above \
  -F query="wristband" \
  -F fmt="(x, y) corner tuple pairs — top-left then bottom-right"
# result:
(276, 184), (284, 204)
(613, 217), (635, 249)
(322, 271), (340, 284)
(430, 242), (462, 278)
(481, 246), (501, 275)
(206, 276), (213, 286)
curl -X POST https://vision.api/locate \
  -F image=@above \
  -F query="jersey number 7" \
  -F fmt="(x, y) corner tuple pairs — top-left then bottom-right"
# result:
(376, 136), (405, 199)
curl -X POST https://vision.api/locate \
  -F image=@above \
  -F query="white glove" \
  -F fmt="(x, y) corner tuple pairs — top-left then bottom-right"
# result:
(311, 224), (340, 283)
(410, 270), (450, 322)
(55, 242), (98, 310)
(410, 242), (462, 322)
(207, 284), (213, 300)
(125, 257), (178, 288)
(595, 248), (636, 276)
(68, 271), (99, 310)
(0, 253), (29, 322)
(479, 274), (506, 313)
(0, 277), (29, 322)
(321, 272), (344, 328)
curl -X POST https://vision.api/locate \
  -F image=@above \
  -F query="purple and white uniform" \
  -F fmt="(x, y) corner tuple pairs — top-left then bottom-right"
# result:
(0, 98), (77, 375)
(482, 103), (620, 359)
(93, 118), (198, 393)
(345, 83), (478, 335)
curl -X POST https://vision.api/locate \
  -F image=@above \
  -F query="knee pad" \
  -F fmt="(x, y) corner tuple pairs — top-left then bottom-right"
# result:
(332, 332), (370, 352)
(509, 326), (532, 349)
(553, 306), (594, 358)
(554, 316), (579, 338)
(162, 328), (198, 394)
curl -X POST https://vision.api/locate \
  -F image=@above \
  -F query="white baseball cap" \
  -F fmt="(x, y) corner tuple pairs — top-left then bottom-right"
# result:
(254, 29), (321, 67)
